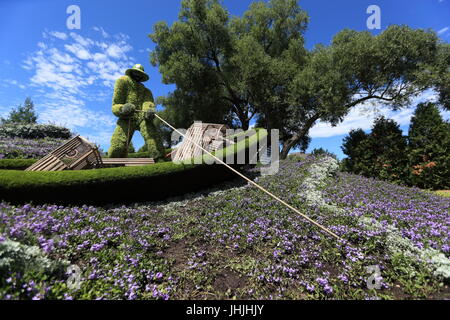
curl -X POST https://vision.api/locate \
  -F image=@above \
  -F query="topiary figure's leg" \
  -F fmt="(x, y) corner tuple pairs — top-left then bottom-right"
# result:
(139, 120), (165, 159)
(108, 119), (136, 158)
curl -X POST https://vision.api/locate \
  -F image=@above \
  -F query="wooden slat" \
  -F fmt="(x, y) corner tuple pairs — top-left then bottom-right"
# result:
(49, 161), (68, 171)
(43, 156), (67, 172)
(25, 154), (53, 171)
(28, 154), (60, 171)
(101, 158), (155, 166)
(25, 137), (80, 171)
(68, 150), (95, 170)
(52, 136), (81, 157)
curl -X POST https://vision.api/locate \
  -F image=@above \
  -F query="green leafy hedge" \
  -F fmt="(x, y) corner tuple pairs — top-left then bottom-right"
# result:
(0, 129), (267, 205)
(0, 159), (37, 170)
(127, 149), (172, 159)
(0, 123), (72, 139)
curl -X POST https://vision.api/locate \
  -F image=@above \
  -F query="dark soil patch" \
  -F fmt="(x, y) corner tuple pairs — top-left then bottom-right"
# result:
(429, 284), (450, 300)
(164, 239), (191, 270)
(213, 268), (247, 293)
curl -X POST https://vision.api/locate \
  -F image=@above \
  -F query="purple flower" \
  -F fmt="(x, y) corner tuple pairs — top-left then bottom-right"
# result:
(306, 284), (315, 292)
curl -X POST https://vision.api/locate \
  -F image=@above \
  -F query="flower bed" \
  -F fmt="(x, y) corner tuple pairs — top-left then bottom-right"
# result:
(1, 155), (448, 300)
(0, 137), (66, 159)
(322, 173), (450, 257)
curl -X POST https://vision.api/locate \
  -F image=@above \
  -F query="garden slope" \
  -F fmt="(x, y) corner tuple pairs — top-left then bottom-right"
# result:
(1, 155), (449, 300)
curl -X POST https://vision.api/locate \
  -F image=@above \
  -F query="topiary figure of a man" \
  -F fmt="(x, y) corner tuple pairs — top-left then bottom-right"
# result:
(108, 64), (165, 159)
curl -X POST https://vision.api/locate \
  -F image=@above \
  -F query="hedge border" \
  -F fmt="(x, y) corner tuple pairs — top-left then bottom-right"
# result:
(0, 159), (38, 170)
(0, 123), (72, 139)
(0, 129), (267, 205)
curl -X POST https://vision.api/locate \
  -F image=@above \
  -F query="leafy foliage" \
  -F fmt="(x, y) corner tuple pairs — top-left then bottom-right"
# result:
(0, 123), (72, 140)
(0, 159), (37, 170)
(310, 148), (337, 160)
(1, 98), (37, 124)
(150, 0), (308, 132)
(150, 0), (447, 159)
(342, 105), (450, 190)
(341, 129), (368, 174)
(342, 117), (408, 184)
(280, 25), (444, 158)
(407, 102), (450, 189)
(0, 239), (68, 282)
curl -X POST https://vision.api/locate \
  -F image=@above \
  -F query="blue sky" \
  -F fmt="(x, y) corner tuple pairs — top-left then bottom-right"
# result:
(0, 0), (449, 158)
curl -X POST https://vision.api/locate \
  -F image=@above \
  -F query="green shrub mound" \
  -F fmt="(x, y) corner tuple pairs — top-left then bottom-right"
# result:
(0, 159), (37, 170)
(0, 129), (267, 205)
(0, 123), (72, 139)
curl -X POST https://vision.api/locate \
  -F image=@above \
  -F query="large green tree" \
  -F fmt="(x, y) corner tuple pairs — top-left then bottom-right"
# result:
(150, 0), (447, 158)
(342, 117), (408, 183)
(367, 116), (408, 182)
(150, 0), (307, 133)
(1, 97), (37, 124)
(436, 44), (450, 109)
(408, 102), (450, 189)
(341, 128), (369, 174)
(279, 26), (444, 159)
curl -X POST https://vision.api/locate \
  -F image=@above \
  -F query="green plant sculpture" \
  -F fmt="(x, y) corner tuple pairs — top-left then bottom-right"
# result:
(108, 64), (165, 159)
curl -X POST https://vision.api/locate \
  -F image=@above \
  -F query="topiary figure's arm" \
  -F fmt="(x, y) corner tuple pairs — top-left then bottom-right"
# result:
(112, 77), (129, 117)
(142, 89), (155, 112)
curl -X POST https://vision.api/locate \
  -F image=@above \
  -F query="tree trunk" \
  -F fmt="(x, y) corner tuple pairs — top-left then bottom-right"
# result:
(241, 120), (249, 131)
(236, 110), (249, 130)
(280, 138), (297, 159)
(279, 113), (321, 160)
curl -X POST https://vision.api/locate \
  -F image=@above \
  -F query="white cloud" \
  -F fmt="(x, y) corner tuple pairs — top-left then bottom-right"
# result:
(309, 90), (447, 138)
(106, 43), (132, 59)
(70, 32), (94, 47)
(1, 79), (27, 90)
(17, 28), (139, 147)
(437, 27), (449, 35)
(93, 26), (109, 38)
(92, 52), (108, 61)
(48, 31), (68, 40)
(64, 43), (92, 60)
(39, 102), (114, 130)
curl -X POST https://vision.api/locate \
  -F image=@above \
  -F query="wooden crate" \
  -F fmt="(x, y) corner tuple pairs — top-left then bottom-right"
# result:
(25, 135), (103, 171)
(172, 122), (232, 162)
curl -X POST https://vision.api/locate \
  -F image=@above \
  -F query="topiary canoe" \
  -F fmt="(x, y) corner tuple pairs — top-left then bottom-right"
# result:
(0, 129), (268, 205)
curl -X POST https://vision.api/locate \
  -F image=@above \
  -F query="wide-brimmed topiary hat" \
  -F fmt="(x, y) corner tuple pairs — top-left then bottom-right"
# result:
(125, 64), (149, 82)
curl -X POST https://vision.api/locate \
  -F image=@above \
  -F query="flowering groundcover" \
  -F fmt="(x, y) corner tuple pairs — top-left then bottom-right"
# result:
(0, 156), (449, 300)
